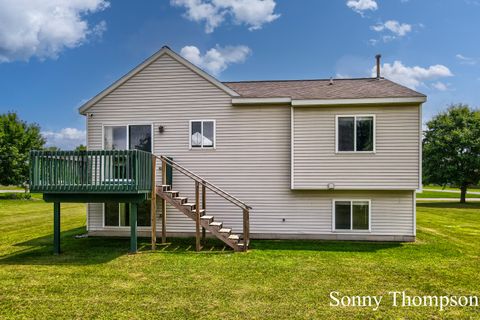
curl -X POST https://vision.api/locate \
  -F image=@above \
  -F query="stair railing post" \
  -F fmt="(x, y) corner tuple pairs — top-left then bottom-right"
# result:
(201, 182), (206, 244)
(161, 158), (167, 243)
(243, 208), (249, 252)
(162, 158), (166, 185)
(151, 155), (157, 250)
(195, 181), (201, 252)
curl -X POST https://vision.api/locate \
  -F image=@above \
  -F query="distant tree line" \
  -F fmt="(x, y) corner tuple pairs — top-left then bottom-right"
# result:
(0, 112), (85, 186)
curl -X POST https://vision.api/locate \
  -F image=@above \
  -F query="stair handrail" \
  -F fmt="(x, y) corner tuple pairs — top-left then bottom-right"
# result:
(154, 154), (252, 210)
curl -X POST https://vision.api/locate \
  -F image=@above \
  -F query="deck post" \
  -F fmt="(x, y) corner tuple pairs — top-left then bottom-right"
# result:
(195, 181), (201, 252)
(130, 203), (138, 253)
(201, 183), (206, 244)
(53, 202), (61, 255)
(151, 156), (157, 250)
(243, 208), (249, 252)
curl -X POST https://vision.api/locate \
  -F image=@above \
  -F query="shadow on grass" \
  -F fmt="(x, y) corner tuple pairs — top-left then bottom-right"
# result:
(417, 202), (480, 209)
(0, 228), (406, 266)
(0, 227), (128, 266)
(249, 239), (402, 252)
(0, 229), (238, 266)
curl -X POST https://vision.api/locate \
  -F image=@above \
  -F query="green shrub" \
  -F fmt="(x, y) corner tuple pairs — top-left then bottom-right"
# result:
(0, 192), (32, 200)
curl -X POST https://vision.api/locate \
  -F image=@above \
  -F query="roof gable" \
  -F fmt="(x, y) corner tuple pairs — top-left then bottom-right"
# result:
(78, 46), (239, 115)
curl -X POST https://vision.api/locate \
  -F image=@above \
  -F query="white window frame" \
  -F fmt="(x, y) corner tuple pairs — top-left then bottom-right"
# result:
(103, 203), (129, 228)
(189, 120), (216, 149)
(332, 199), (371, 232)
(101, 123), (154, 152)
(101, 123), (153, 229)
(335, 115), (376, 153)
(102, 203), (152, 229)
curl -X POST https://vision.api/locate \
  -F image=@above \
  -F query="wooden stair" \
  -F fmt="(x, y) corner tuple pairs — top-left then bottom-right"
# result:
(156, 185), (247, 251)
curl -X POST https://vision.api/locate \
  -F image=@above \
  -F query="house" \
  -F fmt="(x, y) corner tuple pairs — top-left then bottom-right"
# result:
(30, 46), (425, 253)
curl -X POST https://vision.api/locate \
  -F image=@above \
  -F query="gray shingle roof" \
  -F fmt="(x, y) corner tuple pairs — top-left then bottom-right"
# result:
(223, 78), (425, 100)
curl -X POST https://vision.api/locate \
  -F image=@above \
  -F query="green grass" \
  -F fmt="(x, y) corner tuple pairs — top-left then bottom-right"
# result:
(417, 190), (480, 199)
(0, 185), (24, 190)
(424, 184), (480, 193)
(0, 199), (479, 319)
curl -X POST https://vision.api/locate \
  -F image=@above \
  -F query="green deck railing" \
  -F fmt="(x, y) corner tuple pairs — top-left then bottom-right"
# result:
(29, 150), (152, 194)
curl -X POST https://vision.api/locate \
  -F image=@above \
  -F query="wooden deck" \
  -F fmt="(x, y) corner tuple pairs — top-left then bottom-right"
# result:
(30, 150), (152, 199)
(29, 150), (250, 254)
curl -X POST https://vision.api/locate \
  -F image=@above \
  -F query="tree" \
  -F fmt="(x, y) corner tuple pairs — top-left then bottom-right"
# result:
(75, 144), (87, 151)
(44, 146), (60, 151)
(0, 112), (45, 185)
(423, 104), (480, 203)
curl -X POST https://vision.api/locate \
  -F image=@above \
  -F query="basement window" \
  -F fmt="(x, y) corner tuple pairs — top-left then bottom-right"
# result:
(190, 120), (215, 149)
(104, 201), (151, 227)
(333, 200), (370, 231)
(336, 115), (375, 152)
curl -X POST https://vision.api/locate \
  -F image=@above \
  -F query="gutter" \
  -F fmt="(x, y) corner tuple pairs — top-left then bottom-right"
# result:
(232, 96), (427, 106)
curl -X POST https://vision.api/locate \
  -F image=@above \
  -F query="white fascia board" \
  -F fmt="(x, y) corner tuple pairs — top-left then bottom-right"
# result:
(291, 186), (419, 191)
(231, 97), (292, 105)
(292, 96), (427, 106)
(232, 96), (426, 106)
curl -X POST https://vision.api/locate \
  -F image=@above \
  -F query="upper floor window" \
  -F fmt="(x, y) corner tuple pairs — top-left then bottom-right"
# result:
(190, 120), (215, 149)
(336, 115), (375, 152)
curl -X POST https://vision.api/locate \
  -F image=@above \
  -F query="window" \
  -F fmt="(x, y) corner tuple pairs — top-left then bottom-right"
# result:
(336, 116), (375, 152)
(333, 200), (370, 231)
(104, 126), (127, 150)
(190, 120), (215, 148)
(104, 201), (151, 227)
(129, 125), (152, 152)
(104, 124), (152, 152)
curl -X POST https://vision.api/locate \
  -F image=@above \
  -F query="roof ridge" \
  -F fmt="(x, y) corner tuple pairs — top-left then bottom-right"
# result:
(223, 77), (381, 84)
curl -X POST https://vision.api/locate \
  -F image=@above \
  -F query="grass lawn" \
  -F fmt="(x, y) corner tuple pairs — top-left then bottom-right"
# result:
(424, 184), (480, 193)
(0, 185), (24, 190)
(0, 198), (479, 319)
(417, 190), (480, 199)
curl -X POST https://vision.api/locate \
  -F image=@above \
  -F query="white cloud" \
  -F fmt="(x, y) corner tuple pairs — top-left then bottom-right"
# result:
(0, 0), (109, 62)
(346, 0), (378, 15)
(180, 45), (251, 75)
(373, 60), (453, 89)
(170, 0), (280, 33)
(455, 54), (477, 65)
(382, 35), (395, 43)
(372, 20), (412, 37)
(431, 81), (448, 91)
(42, 128), (86, 149)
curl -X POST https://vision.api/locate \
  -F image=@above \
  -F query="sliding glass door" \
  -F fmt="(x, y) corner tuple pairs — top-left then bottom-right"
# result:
(104, 124), (152, 152)
(103, 124), (152, 227)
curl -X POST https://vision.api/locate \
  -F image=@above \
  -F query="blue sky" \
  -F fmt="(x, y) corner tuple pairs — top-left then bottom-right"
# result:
(0, 0), (479, 148)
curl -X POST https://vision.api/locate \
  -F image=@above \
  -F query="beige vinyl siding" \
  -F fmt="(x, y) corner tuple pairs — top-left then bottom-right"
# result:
(292, 105), (420, 190)
(86, 53), (416, 238)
